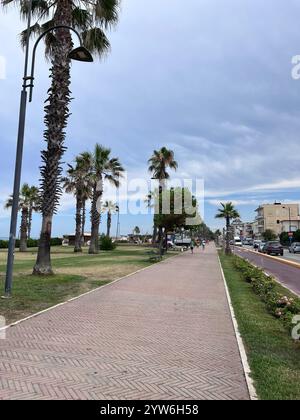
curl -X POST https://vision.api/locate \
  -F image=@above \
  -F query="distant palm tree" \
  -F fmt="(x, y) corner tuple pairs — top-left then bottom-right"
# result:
(27, 186), (40, 240)
(76, 152), (93, 245)
(2, 0), (121, 274)
(102, 201), (117, 238)
(5, 184), (39, 252)
(148, 147), (178, 251)
(80, 144), (124, 254)
(148, 147), (178, 190)
(133, 226), (140, 236)
(215, 202), (240, 255)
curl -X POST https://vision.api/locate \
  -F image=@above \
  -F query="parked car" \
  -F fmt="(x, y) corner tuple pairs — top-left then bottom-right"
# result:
(258, 242), (267, 253)
(289, 242), (300, 254)
(262, 241), (284, 256)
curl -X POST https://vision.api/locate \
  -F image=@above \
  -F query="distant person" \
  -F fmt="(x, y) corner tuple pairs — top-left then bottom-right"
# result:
(202, 240), (206, 251)
(190, 240), (195, 254)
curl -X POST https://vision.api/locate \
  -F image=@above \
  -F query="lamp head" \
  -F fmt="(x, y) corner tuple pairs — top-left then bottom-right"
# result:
(68, 46), (93, 62)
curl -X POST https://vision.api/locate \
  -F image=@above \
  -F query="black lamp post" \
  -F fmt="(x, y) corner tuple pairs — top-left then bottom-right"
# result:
(283, 206), (292, 244)
(3, 1), (93, 298)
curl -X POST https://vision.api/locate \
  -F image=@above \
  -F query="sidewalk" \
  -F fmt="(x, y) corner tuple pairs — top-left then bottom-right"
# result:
(0, 245), (249, 400)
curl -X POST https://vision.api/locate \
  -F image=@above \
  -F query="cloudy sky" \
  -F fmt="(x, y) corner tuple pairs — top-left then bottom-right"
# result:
(1, 0), (300, 238)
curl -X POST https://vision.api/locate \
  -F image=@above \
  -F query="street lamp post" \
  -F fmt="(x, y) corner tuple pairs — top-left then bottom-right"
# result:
(3, 3), (93, 297)
(115, 205), (120, 240)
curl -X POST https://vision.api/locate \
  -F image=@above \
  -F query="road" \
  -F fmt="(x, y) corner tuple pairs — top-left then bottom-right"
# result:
(234, 247), (300, 296)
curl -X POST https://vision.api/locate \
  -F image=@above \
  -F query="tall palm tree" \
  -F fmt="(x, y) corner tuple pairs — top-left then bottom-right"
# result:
(148, 147), (178, 251)
(5, 184), (38, 252)
(76, 152), (93, 244)
(79, 144), (124, 254)
(148, 147), (178, 189)
(102, 201), (117, 237)
(215, 202), (240, 255)
(27, 186), (40, 239)
(2, 1), (121, 274)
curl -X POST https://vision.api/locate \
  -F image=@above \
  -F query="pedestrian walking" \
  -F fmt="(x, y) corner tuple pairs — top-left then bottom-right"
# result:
(190, 240), (195, 254)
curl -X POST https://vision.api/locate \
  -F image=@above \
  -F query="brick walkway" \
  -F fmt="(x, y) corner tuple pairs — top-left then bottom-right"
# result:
(0, 245), (249, 400)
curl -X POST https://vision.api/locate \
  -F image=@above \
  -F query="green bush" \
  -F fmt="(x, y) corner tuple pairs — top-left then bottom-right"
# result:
(0, 237), (62, 249)
(50, 237), (62, 246)
(99, 235), (116, 251)
(232, 255), (300, 339)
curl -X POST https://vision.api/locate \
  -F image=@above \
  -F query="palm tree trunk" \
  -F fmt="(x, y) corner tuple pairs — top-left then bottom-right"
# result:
(89, 180), (102, 254)
(81, 199), (86, 245)
(28, 206), (33, 239)
(225, 216), (231, 255)
(107, 212), (111, 237)
(33, 0), (73, 275)
(19, 208), (28, 252)
(74, 195), (82, 253)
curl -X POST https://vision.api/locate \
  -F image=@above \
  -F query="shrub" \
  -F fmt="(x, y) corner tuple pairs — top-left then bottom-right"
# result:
(232, 255), (300, 340)
(99, 235), (116, 251)
(50, 237), (62, 246)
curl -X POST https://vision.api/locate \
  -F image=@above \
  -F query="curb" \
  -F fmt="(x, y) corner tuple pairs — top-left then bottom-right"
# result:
(0, 251), (182, 335)
(239, 247), (300, 270)
(218, 256), (258, 401)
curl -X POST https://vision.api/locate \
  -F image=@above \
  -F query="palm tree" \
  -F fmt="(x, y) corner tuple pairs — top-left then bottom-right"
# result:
(27, 186), (40, 239)
(215, 202), (240, 255)
(102, 201), (117, 237)
(76, 152), (93, 245)
(5, 184), (38, 252)
(79, 144), (124, 254)
(148, 147), (178, 251)
(2, 1), (120, 274)
(133, 226), (140, 236)
(148, 147), (178, 190)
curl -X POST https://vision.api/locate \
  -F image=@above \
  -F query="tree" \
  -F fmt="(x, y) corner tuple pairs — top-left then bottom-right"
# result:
(79, 144), (124, 254)
(62, 155), (92, 253)
(148, 147), (178, 249)
(148, 147), (178, 189)
(215, 202), (240, 255)
(102, 201), (117, 238)
(2, 0), (121, 273)
(133, 226), (140, 236)
(262, 229), (277, 242)
(27, 186), (40, 240)
(5, 183), (39, 252)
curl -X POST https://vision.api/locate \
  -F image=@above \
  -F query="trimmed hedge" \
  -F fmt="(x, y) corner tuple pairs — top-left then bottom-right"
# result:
(233, 255), (300, 337)
(0, 237), (62, 249)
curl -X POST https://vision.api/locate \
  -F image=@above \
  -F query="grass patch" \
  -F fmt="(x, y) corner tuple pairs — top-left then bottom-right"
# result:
(0, 246), (177, 324)
(219, 252), (300, 400)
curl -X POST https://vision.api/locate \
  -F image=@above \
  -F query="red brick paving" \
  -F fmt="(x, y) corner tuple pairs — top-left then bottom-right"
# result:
(0, 245), (249, 400)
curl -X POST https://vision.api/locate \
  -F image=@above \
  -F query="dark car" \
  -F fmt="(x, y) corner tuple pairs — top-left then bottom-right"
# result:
(262, 241), (284, 256)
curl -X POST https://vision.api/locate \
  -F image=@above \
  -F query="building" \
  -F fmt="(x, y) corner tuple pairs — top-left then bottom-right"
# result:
(254, 202), (300, 238)
(63, 233), (91, 246)
(231, 219), (253, 239)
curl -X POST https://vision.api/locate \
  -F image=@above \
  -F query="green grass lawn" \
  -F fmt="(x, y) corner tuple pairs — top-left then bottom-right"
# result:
(219, 252), (300, 400)
(0, 245), (177, 324)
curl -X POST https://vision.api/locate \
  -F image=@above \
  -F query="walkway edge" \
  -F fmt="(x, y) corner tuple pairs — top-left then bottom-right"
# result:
(218, 256), (258, 401)
(0, 252), (182, 335)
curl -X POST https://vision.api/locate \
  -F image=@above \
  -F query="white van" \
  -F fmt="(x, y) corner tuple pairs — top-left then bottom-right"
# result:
(234, 237), (243, 247)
